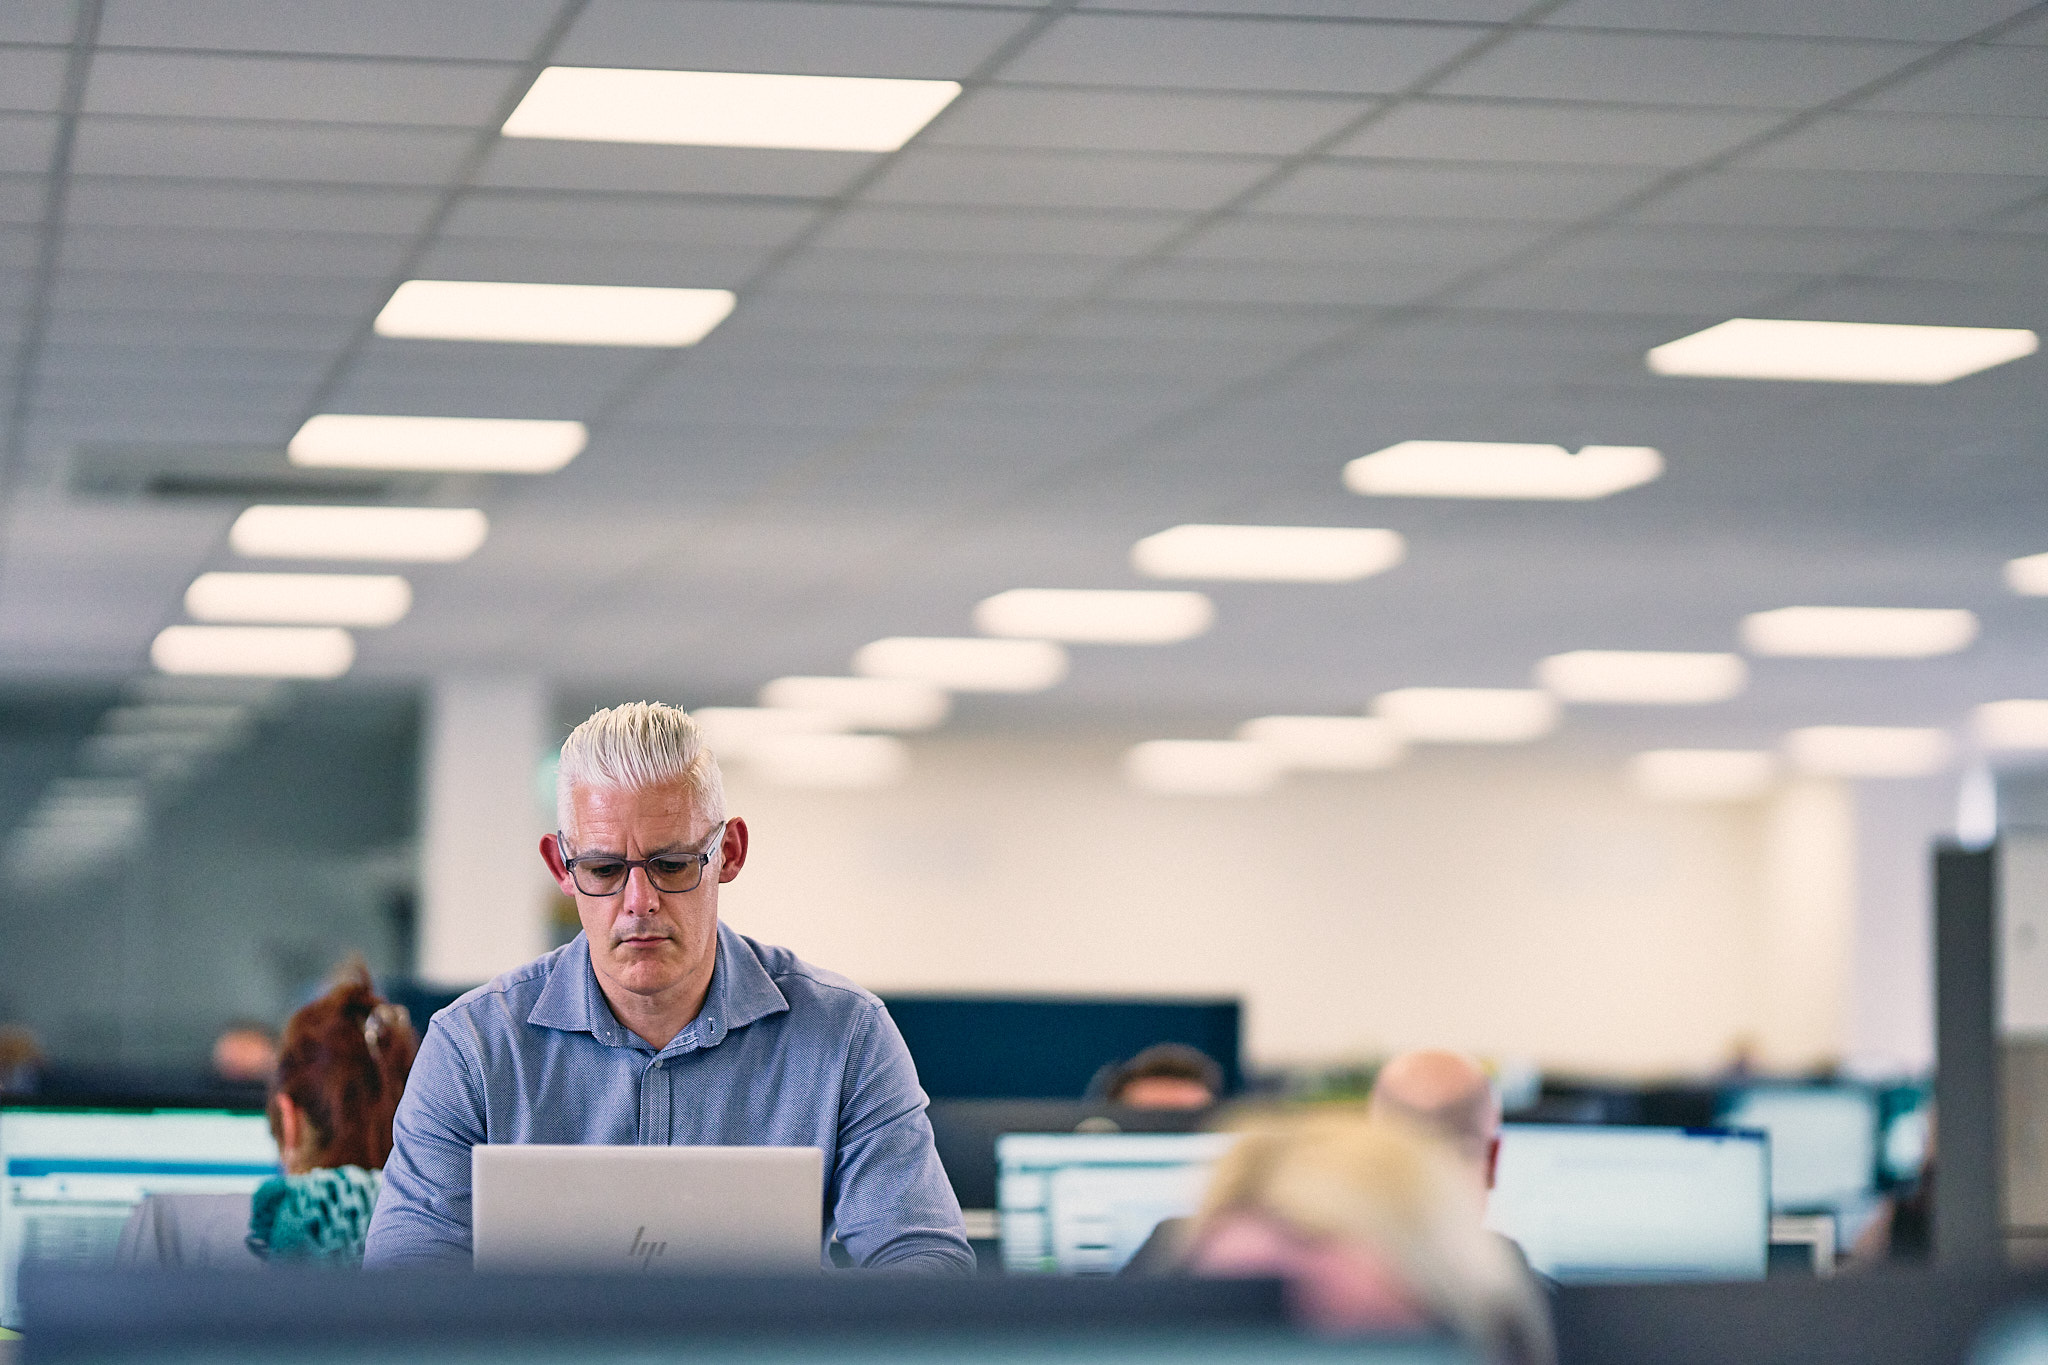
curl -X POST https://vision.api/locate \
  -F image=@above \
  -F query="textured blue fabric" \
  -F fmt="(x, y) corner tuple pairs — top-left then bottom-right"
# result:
(247, 1165), (382, 1263)
(362, 923), (971, 1273)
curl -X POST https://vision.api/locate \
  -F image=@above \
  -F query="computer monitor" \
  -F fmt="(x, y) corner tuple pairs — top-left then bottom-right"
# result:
(0, 1101), (278, 1328)
(1716, 1084), (1878, 1211)
(1485, 1124), (1770, 1284)
(931, 1100), (1217, 1211)
(997, 1132), (1237, 1275)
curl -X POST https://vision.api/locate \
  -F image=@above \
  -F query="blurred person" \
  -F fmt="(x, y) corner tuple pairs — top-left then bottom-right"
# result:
(365, 701), (971, 1272)
(1097, 1043), (1224, 1110)
(1849, 1109), (1934, 1267)
(211, 1021), (281, 1085)
(1185, 1110), (1552, 1365)
(119, 963), (417, 1267)
(0, 1024), (45, 1095)
(1369, 1050), (1502, 1191)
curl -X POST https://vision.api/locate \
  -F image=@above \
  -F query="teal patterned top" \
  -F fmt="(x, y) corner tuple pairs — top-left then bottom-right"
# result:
(246, 1165), (383, 1264)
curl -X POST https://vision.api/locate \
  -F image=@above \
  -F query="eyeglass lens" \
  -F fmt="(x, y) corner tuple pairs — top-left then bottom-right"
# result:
(569, 854), (707, 896)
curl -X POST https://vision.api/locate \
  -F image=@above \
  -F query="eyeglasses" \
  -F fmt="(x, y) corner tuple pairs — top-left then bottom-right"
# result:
(558, 821), (727, 897)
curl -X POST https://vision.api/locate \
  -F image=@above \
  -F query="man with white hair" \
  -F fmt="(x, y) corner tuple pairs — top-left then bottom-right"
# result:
(364, 702), (973, 1271)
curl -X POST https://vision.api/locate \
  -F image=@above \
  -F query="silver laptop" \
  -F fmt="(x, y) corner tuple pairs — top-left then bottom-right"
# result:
(471, 1145), (824, 1273)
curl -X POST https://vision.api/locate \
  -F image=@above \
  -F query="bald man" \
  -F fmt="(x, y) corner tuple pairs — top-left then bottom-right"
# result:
(1367, 1049), (1503, 1193)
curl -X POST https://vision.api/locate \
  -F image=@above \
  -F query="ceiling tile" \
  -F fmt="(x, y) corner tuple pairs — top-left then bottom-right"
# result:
(83, 52), (523, 126)
(1866, 235), (2048, 284)
(808, 204), (1187, 256)
(1078, 0), (1528, 16)
(1994, 12), (2048, 43)
(65, 180), (440, 233)
(1110, 257), (1450, 306)
(1538, 223), (1909, 273)
(442, 191), (822, 246)
(1859, 46), (2048, 117)
(97, 0), (565, 60)
(555, 0), (1035, 78)
(620, 366), (932, 425)
(0, 226), (44, 271)
(472, 140), (877, 197)
(0, 46), (69, 113)
(0, 2), (77, 44)
(768, 248), (1119, 299)
(1030, 299), (1371, 346)
(688, 326), (970, 373)
(49, 269), (387, 315)
(1544, 0), (2034, 41)
(1249, 161), (1661, 219)
(1178, 214), (1548, 266)
(1985, 198), (2048, 233)
(411, 236), (770, 288)
(1436, 30), (1928, 107)
(736, 290), (1044, 335)
(1785, 275), (2048, 328)
(0, 175), (42, 223)
(56, 225), (410, 277)
(1633, 168), (2046, 228)
(40, 342), (332, 382)
(0, 113), (57, 174)
(70, 117), (475, 184)
(1742, 113), (2048, 176)
(1450, 264), (1809, 315)
(930, 86), (1373, 155)
(1332, 99), (1783, 166)
(862, 147), (1279, 211)
(982, 333), (1321, 379)
(44, 309), (360, 349)
(998, 14), (1485, 93)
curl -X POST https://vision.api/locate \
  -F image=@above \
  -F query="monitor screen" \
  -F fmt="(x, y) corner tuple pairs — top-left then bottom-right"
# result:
(0, 1103), (278, 1328)
(1485, 1124), (1769, 1284)
(998, 1132), (1237, 1275)
(1716, 1085), (1878, 1211)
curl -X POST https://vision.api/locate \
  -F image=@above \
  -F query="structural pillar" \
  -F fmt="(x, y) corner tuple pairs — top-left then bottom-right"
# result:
(1758, 777), (1856, 1070)
(418, 676), (553, 987)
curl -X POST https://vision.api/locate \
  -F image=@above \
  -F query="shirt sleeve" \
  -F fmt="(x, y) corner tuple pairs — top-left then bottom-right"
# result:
(363, 1014), (486, 1267)
(829, 1002), (974, 1274)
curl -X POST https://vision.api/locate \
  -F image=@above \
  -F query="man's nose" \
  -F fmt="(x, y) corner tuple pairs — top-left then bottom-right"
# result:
(622, 865), (663, 910)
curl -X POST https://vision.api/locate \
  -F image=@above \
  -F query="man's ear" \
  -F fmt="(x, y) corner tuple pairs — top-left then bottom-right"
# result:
(1485, 1135), (1502, 1191)
(539, 833), (577, 896)
(717, 817), (750, 882)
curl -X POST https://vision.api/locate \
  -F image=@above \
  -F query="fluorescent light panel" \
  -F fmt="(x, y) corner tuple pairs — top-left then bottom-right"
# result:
(1647, 318), (2039, 384)
(185, 572), (411, 627)
(1630, 749), (1777, 803)
(1131, 525), (1405, 583)
(852, 637), (1068, 693)
(1236, 716), (1404, 772)
(289, 415), (586, 473)
(974, 589), (1214, 644)
(742, 733), (910, 790)
(1124, 740), (1280, 796)
(692, 706), (849, 754)
(1537, 650), (1747, 705)
(1977, 700), (2048, 751)
(1373, 688), (1560, 744)
(1784, 726), (1953, 778)
(2007, 552), (2048, 596)
(229, 506), (487, 562)
(1742, 606), (1977, 658)
(376, 280), (736, 347)
(151, 625), (355, 679)
(1344, 441), (1662, 500)
(757, 676), (950, 732)
(503, 66), (960, 152)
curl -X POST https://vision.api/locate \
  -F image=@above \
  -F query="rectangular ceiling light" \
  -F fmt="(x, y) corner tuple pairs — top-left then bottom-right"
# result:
(1977, 700), (2048, 751)
(1784, 725), (1953, 777)
(692, 706), (848, 755)
(230, 505), (487, 562)
(1630, 749), (1778, 803)
(2007, 552), (2048, 596)
(376, 280), (737, 347)
(185, 572), (411, 628)
(289, 415), (586, 473)
(739, 733), (910, 790)
(757, 676), (950, 731)
(1372, 687), (1560, 744)
(151, 625), (354, 679)
(1131, 525), (1405, 583)
(1236, 716), (1404, 772)
(1124, 740), (1281, 796)
(974, 589), (1214, 644)
(1537, 650), (1747, 705)
(1344, 442), (1661, 500)
(1742, 606), (1977, 658)
(503, 67), (961, 152)
(852, 637), (1068, 693)
(1647, 319), (2038, 384)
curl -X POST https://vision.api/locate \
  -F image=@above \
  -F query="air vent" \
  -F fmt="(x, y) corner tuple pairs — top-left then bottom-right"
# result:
(71, 444), (446, 502)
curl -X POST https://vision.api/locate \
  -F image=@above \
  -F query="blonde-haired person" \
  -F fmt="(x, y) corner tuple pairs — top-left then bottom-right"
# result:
(1184, 1110), (1553, 1365)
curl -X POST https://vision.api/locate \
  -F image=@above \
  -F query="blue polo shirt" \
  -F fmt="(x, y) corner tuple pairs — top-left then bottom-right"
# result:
(363, 922), (972, 1272)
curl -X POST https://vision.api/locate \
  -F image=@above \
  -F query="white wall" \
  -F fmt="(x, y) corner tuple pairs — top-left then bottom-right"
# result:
(717, 736), (1812, 1077)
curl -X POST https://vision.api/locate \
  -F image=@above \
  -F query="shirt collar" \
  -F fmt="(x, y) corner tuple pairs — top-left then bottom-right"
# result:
(527, 923), (789, 1051)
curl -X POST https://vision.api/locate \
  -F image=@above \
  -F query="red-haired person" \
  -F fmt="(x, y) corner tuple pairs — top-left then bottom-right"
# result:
(118, 963), (418, 1267)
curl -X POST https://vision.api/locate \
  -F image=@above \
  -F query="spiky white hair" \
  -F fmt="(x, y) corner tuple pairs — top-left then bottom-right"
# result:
(555, 701), (726, 833)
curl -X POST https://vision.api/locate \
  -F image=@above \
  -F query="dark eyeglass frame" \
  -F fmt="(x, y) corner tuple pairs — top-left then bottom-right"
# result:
(558, 820), (728, 897)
